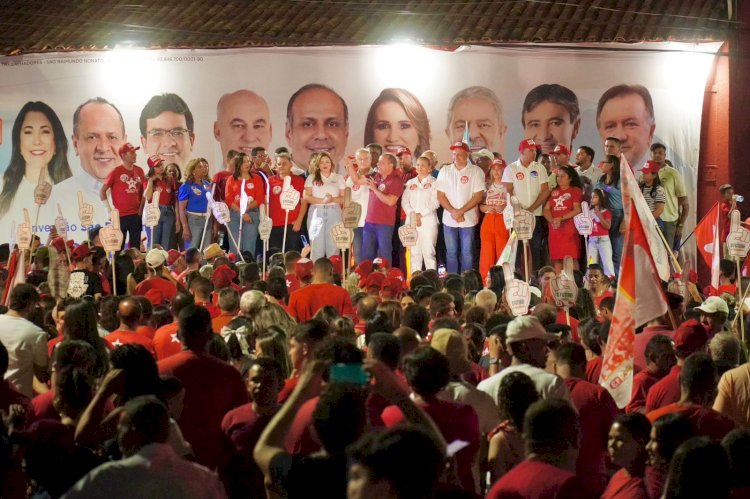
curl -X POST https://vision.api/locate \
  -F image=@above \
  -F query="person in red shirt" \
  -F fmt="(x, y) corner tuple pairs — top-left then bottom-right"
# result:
(134, 249), (181, 302)
(210, 150), (237, 250)
(603, 413), (651, 499)
(718, 183), (734, 243)
(586, 264), (613, 316)
(277, 319), (329, 404)
(100, 142), (146, 249)
(645, 412), (693, 499)
(188, 275), (221, 319)
(627, 335), (675, 414)
(268, 152), (306, 252)
(647, 353), (736, 441)
(152, 292), (194, 361)
(105, 297), (155, 355)
(646, 319), (708, 413)
(543, 166), (583, 272)
(581, 318), (605, 384)
(382, 346), (480, 495)
(143, 156), (179, 249)
(287, 258), (353, 322)
(212, 288), (239, 334)
(158, 304), (248, 469)
(553, 343), (618, 496)
(487, 399), (584, 499)
(224, 152), (266, 256)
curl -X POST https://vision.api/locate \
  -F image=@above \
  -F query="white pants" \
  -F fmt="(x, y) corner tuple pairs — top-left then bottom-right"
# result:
(588, 235), (615, 278)
(308, 205), (342, 260)
(410, 216), (439, 271)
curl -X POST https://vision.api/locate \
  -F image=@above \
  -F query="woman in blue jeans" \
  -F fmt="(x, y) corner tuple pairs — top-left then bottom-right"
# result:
(144, 160), (179, 249)
(595, 155), (623, 275)
(178, 158), (212, 250)
(303, 152), (345, 259)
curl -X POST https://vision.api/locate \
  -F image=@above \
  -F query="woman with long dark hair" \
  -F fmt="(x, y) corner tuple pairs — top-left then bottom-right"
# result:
(0, 101), (72, 218)
(225, 152), (265, 256)
(595, 155), (623, 273)
(544, 165), (583, 272)
(62, 300), (111, 378)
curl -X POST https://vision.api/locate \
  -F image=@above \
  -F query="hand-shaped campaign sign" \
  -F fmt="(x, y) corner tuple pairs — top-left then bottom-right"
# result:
(502, 193), (514, 229)
(143, 191), (160, 228)
(77, 191), (94, 226)
(206, 191), (231, 225)
(726, 209), (750, 259)
(551, 256), (579, 307)
(16, 209), (32, 250)
(574, 201), (593, 236)
(101, 209), (124, 252)
(509, 196), (535, 241)
(398, 212), (418, 247)
(34, 168), (52, 205)
(331, 223), (353, 250)
(280, 175), (301, 211)
(502, 262), (530, 316)
(258, 205), (272, 241)
(55, 204), (68, 239)
(9, 221), (16, 253)
(342, 187), (362, 229)
(239, 179), (251, 215)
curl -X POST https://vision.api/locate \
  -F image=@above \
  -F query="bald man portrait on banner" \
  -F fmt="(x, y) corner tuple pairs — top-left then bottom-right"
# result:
(596, 84), (656, 170)
(213, 89), (273, 164)
(444, 86), (507, 157)
(285, 83), (349, 174)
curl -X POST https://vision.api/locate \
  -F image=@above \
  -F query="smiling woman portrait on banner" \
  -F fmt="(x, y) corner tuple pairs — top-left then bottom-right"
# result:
(0, 101), (72, 225)
(363, 87), (431, 158)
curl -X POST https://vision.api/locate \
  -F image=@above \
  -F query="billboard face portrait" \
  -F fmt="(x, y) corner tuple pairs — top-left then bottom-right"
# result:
(363, 87), (431, 158)
(139, 93), (196, 169)
(213, 89), (272, 161)
(596, 84), (656, 168)
(285, 84), (349, 169)
(521, 84), (581, 155)
(72, 98), (126, 181)
(445, 86), (507, 156)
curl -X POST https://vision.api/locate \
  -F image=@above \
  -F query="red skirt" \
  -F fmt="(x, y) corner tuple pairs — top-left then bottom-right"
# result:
(549, 220), (580, 260)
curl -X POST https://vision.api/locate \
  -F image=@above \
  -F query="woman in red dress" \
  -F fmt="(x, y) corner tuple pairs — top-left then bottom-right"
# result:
(543, 165), (583, 272)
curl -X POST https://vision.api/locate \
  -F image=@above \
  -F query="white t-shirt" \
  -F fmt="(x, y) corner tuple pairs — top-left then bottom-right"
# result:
(0, 314), (48, 397)
(502, 159), (549, 216)
(402, 175), (440, 220)
(576, 165), (602, 186)
(345, 176), (370, 227)
(435, 163), (486, 228)
(304, 172), (345, 206)
(477, 362), (570, 406)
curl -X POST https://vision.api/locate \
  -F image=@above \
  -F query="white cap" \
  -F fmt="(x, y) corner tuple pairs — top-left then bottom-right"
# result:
(145, 248), (168, 270)
(506, 316), (557, 344)
(695, 296), (729, 315)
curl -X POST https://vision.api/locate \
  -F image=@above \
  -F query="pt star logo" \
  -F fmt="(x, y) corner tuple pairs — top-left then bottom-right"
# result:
(553, 197), (567, 208)
(125, 177), (139, 190)
(286, 279), (292, 287)
(112, 339), (123, 347)
(171, 333), (180, 343)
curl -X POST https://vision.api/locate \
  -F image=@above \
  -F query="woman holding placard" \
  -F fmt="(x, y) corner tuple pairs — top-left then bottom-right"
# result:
(144, 160), (179, 250)
(544, 166), (583, 272)
(479, 158), (510, 279)
(0, 101), (72, 220)
(595, 155), (623, 273)
(178, 158), (212, 250)
(225, 153), (265, 256)
(401, 155), (440, 271)
(303, 152), (345, 259)
(588, 188), (616, 279)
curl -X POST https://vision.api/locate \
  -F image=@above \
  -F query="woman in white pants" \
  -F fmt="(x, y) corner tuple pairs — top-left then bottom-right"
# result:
(587, 188), (616, 279)
(303, 152), (345, 259)
(402, 156), (440, 270)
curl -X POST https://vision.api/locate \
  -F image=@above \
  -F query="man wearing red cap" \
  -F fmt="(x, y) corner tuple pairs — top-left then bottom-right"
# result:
(287, 258), (353, 322)
(436, 142), (486, 273)
(100, 143), (146, 249)
(502, 139), (550, 272)
(650, 143), (688, 248)
(67, 243), (103, 300)
(293, 257), (314, 289)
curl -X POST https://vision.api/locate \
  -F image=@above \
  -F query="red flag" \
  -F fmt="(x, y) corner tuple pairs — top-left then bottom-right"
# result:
(694, 203), (721, 292)
(600, 199), (668, 408)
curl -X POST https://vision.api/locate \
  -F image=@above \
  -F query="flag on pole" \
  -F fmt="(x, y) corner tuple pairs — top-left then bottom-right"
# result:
(2, 249), (26, 306)
(462, 120), (472, 151)
(497, 230), (518, 267)
(694, 202), (721, 292)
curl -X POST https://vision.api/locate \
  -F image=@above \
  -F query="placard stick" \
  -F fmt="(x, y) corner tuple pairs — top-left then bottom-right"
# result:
(198, 184), (216, 251)
(282, 211), (290, 254)
(738, 258), (745, 343)
(225, 228), (245, 263)
(111, 252), (117, 296)
(523, 240), (530, 283)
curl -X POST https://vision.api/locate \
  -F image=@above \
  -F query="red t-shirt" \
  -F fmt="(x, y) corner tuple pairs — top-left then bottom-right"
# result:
(593, 290), (614, 311)
(152, 322), (182, 361)
(547, 187), (583, 259)
(136, 325), (155, 339)
(556, 309), (579, 342)
(104, 165), (146, 216)
(277, 375), (299, 405)
(106, 329), (155, 355)
(487, 459), (583, 499)
(626, 370), (662, 414)
(211, 170), (233, 203)
(601, 469), (649, 499)
(268, 174), (305, 226)
(31, 389), (59, 421)
(195, 300), (221, 319)
(158, 350), (248, 469)
(646, 465), (668, 499)
(287, 282), (353, 322)
(144, 176), (177, 206)
(634, 326), (673, 373)
(365, 171), (405, 226)
(225, 174), (266, 211)
(586, 356), (603, 384)
(564, 377), (619, 497)
(647, 403), (736, 441)
(592, 208), (612, 237)
(135, 277), (178, 303)
(645, 365), (682, 413)
(720, 201), (732, 242)
(285, 273), (300, 294)
(285, 395), (321, 455)
(382, 398), (480, 494)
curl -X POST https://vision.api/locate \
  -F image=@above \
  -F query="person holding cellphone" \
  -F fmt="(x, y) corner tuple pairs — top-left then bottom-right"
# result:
(303, 152), (345, 259)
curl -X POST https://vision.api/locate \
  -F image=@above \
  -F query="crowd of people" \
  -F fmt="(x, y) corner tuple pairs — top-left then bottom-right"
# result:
(0, 131), (748, 499)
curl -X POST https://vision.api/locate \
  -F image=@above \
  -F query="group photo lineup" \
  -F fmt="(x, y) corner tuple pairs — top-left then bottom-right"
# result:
(1, 39), (749, 499)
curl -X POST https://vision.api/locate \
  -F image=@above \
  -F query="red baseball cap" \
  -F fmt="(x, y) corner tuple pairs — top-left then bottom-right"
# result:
(395, 147), (412, 157)
(365, 272), (386, 290)
(641, 160), (660, 175)
(147, 155), (164, 169)
(354, 260), (372, 278)
(329, 255), (344, 275)
(387, 268), (405, 282)
(212, 264), (237, 289)
(380, 277), (403, 298)
(552, 144), (570, 156)
(673, 319), (709, 355)
(70, 243), (91, 262)
(167, 249), (182, 266)
(518, 138), (537, 152)
(449, 142), (471, 152)
(295, 258), (314, 280)
(491, 158), (507, 168)
(118, 142), (140, 156)
(373, 257), (390, 270)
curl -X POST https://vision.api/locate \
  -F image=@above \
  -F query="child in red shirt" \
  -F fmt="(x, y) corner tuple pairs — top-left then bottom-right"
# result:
(544, 166), (583, 272)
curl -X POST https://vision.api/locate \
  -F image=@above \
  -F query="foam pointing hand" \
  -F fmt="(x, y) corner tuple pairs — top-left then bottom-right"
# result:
(342, 187), (362, 228)
(16, 209), (32, 250)
(280, 175), (301, 211)
(77, 191), (94, 226)
(100, 209), (124, 252)
(398, 212), (418, 247)
(34, 168), (52, 205)
(726, 209), (750, 259)
(574, 201), (593, 236)
(503, 262), (530, 316)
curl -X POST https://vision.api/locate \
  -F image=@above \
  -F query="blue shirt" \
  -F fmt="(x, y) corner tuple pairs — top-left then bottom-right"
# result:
(178, 180), (211, 213)
(595, 177), (623, 212)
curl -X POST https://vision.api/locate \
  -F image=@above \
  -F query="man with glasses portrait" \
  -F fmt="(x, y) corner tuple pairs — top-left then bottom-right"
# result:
(139, 93), (196, 170)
